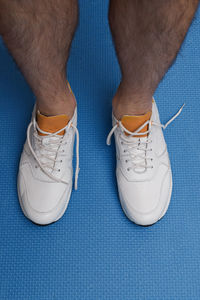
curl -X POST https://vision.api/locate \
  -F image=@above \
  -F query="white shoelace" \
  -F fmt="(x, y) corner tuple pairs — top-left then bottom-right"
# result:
(27, 118), (80, 190)
(106, 104), (185, 172)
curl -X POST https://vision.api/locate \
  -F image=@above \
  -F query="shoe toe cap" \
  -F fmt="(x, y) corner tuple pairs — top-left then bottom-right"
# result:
(18, 170), (72, 225)
(117, 165), (172, 226)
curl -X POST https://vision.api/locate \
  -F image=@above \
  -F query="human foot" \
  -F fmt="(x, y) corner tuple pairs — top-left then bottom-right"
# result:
(17, 104), (79, 225)
(107, 99), (184, 226)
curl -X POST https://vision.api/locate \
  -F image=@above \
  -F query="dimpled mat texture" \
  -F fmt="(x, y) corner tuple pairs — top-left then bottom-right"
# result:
(0, 1), (200, 300)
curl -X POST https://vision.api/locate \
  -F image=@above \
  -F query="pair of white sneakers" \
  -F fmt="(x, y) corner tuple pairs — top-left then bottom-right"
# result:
(17, 98), (184, 226)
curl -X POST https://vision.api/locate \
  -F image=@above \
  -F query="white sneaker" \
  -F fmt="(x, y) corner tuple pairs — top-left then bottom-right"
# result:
(17, 106), (79, 225)
(107, 99), (184, 226)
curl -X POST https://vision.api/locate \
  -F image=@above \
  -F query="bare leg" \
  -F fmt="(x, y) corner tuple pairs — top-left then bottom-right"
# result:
(109, 0), (199, 119)
(0, 0), (78, 118)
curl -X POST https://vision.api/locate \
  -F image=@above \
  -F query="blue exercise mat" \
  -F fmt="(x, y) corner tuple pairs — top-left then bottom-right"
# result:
(0, 1), (200, 299)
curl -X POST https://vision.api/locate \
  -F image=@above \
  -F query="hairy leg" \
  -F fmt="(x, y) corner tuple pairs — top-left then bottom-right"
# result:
(0, 0), (78, 118)
(109, 0), (199, 119)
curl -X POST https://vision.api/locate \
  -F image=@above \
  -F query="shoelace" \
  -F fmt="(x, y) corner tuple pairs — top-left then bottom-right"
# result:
(27, 118), (80, 190)
(106, 104), (185, 172)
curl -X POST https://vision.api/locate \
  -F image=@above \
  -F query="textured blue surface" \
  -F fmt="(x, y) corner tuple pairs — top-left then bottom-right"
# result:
(0, 1), (200, 299)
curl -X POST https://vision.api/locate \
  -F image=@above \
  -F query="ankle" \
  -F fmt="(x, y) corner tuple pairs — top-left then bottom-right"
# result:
(36, 85), (76, 119)
(112, 83), (152, 119)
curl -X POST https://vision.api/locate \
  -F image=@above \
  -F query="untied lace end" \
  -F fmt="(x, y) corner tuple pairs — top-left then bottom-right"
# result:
(162, 103), (185, 129)
(72, 124), (80, 190)
(106, 103), (185, 145)
(106, 124), (118, 146)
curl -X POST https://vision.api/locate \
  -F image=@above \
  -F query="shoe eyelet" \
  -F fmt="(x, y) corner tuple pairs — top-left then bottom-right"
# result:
(60, 160), (63, 163)
(58, 169), (61, 172)
(127, 168), (130, 171)
(125, 160), (128, 163)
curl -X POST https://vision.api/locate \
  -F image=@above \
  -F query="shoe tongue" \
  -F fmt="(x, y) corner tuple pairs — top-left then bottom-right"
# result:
(121, 111), (152, 137)
(36, 112), (69, 136)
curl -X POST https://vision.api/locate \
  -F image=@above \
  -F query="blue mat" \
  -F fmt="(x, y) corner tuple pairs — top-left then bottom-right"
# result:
(0, 1), (200, 299)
